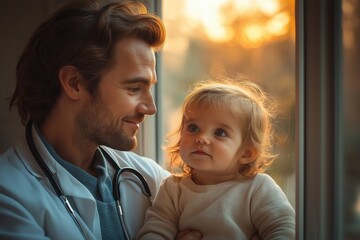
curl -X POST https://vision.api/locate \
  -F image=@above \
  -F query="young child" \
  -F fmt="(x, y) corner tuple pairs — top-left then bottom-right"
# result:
(137, 77), (295, 239)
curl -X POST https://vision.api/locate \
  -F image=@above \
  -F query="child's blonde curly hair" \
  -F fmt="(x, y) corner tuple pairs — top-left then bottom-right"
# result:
(164, 75), (278, 179)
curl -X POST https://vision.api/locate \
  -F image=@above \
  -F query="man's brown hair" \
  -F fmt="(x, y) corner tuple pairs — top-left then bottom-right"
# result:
(10, 0), (165, 124)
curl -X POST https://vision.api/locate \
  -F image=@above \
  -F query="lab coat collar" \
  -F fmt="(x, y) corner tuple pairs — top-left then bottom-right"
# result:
(15, 124), (102, 238)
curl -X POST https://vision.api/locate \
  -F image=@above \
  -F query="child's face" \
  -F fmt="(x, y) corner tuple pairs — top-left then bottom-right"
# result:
(179, 104), (245, 184)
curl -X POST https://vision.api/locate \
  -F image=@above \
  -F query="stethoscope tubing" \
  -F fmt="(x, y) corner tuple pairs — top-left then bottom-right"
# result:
(25, 120), (91, 240)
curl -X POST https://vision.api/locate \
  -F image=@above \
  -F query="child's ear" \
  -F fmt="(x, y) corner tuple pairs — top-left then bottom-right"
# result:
(239, 147), (258, 165)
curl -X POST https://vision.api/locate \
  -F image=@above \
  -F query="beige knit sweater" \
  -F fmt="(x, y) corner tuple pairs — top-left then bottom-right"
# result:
(137, 173), (295, 240)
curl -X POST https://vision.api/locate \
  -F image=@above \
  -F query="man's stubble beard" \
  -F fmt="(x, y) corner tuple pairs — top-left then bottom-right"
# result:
(74, 97), (137, 151)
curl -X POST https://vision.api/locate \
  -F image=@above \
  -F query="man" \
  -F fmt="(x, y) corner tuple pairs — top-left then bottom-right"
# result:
(0, 0), (201, 239)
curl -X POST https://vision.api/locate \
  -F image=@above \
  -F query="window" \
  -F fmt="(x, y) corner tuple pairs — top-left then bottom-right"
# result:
(143, 0), (360, 239)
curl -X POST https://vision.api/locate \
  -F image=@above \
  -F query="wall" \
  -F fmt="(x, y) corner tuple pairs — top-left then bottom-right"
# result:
(0, 0), (68, 153)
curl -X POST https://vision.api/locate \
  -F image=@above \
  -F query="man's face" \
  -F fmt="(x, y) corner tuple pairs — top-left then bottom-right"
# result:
(75, 38), (157, 151)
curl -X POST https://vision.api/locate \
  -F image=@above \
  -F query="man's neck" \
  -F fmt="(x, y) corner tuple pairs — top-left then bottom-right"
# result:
(38, 119), (98, 176)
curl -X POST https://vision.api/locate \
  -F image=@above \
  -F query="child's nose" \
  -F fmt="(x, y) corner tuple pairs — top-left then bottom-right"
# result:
(195, 136), (210, 145)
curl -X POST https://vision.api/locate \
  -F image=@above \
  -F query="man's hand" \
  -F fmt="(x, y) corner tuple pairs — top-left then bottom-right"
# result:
(176, 229), (202, 240)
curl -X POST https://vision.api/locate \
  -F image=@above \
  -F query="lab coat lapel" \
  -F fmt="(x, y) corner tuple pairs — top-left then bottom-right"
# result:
(15, 125), (102, 239)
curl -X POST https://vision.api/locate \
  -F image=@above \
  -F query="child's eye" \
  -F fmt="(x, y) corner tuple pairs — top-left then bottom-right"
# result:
(214, 128), (228, 137)
(187, 124), (199, 133)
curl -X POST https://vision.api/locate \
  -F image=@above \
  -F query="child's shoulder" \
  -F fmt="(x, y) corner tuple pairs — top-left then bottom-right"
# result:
(249, 173), (286, 196)
(254, 173), (275, 181)
(250, 173), (279, 187)
(163, 174), (188, 184)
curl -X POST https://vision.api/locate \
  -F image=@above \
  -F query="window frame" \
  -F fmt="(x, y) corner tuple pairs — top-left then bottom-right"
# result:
(296, 0), (344, 238)
(134, 0), (164, 163)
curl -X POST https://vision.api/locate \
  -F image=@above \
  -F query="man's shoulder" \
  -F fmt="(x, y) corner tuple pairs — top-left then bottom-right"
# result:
(0, 147), (36, 193)
(0, 147), (22, 172)
(101, 147), (154, 166)
(100, 146), (170, 177)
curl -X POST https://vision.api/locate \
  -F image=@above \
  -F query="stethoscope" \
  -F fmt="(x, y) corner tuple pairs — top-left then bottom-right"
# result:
(25, 120), (152, 240)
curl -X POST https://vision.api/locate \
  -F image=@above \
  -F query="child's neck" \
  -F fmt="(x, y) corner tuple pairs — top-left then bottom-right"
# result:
(191, 171), (237, 185)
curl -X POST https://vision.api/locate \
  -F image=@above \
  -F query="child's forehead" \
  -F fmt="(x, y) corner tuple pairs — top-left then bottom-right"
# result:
(185, 100), (235, 115)
(185, 102), (222, 113)
(184, 103), (237, 121)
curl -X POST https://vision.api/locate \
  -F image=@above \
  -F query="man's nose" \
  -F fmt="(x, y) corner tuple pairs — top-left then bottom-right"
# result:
(138, 94), (157, 115)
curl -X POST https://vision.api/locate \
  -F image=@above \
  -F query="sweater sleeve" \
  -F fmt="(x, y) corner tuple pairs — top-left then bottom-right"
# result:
(250, 174), (295, 240)
(137, 176), (181, 240)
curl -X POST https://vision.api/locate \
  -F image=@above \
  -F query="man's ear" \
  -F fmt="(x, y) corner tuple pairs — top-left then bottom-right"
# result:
(239, 147), (258, 165)
(58, 66), (84, 100)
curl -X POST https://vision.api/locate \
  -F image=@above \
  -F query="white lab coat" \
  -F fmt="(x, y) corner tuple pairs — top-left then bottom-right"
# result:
(0, 125), (169, 240)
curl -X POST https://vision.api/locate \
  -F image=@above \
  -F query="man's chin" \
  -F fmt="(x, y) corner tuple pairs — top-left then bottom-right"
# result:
(105, 136), (137, 151)
(120, 137), (137, 151)
(128, 139), (138, 151)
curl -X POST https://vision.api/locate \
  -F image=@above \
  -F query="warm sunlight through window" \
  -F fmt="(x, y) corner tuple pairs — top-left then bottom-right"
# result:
(167, 0), (294, 47)
(183, 0), (233, 42)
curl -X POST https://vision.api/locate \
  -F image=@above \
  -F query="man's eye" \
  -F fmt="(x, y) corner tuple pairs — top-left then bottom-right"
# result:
(128, 87), (141, 92)
(214, 128), (228, 137)
(187, 124), (199, 133)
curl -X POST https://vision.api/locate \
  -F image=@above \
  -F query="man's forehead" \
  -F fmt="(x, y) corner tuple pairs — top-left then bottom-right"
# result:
(114, 38), (156, 61)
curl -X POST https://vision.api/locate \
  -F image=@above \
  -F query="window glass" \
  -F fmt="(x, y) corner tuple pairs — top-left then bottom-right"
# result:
(342, 0), (360, 238)
(161, 0), (296, 206)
